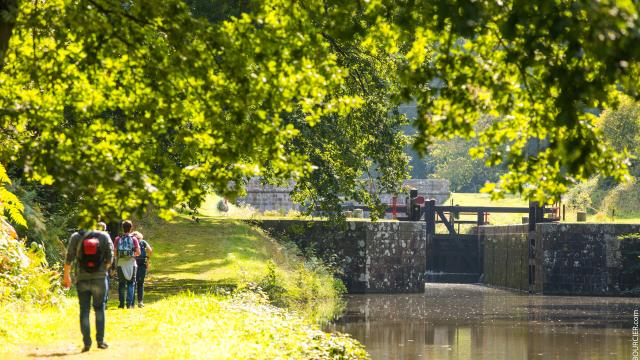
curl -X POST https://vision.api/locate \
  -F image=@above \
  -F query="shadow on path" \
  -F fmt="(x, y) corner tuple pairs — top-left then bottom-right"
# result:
(28, 349), (80, 358)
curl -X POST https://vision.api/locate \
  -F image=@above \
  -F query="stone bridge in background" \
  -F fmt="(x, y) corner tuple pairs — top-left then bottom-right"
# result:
(238, 178), (450, 216)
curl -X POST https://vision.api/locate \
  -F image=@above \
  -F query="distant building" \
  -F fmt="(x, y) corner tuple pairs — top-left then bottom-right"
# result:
(236, 178), (450, 217)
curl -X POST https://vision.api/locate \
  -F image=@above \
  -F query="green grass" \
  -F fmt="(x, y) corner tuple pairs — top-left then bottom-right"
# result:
(138, 218), (280, 292)
(444, 192), (640, 225)
(134, 217), (344, 321)
(441, 192), (529, 227)
(195, 194), (324, 221)
(445, 192), (529, 208)
(563, 209), (640, 223)
(1, 217), (365, 359)
(2, 292), (367, 360)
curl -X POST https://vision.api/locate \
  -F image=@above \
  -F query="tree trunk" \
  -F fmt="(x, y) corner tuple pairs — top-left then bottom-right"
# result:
(0, 0), (19, 65)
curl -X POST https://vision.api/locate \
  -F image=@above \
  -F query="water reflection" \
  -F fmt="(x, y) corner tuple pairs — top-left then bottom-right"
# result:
(330, 284), (637, 360)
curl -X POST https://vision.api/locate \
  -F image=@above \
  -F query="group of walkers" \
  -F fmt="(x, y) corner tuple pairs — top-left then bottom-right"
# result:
(114, 220), (153, 309)
(62, 220), (153, 352)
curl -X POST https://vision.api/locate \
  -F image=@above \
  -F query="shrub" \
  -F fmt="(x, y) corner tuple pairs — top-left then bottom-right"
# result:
(601, 180), (640, 214)
(564, 177), (599, 213)
(0, 219), (63, 305)
(8, 182), (68, 265)
(256, 260), (287, 307)
(222, 290), (366, 359)
(263, 209), (282, 217)
(217, 199), (229, 212)
(286, 209), (303, 218)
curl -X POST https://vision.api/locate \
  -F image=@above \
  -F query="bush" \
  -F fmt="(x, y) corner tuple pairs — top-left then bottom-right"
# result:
(0, 219), (63, 305)
(13, 185), (68, 265)
(564, 177), (599, 212)
(256, 260), (288, 307)
(601, 180), (640, 214)
(235, 232), (348, 324)
(286, 209), (303, 218)
(262, 209), (280, 217)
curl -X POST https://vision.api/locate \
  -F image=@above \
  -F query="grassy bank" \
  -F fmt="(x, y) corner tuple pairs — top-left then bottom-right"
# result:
(1, 218), (367, 359)
(136, 217), (345, 322)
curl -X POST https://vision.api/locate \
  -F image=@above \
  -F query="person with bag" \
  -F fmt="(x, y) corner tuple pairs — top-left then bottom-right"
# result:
(63, 226), (114, 352)
(96, 221), (112, 302)
(113, 220), (141, 309)
(132, 231), (152, 308)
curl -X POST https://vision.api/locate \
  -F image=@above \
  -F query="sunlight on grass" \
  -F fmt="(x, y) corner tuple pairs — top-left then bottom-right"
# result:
(197, 194), (324, 221)
(135, 219), (280, 285)
(444, 192), (640, 224)
(2, 217), (358, 359)
(198, 194), (259, 218)
(445, 192), (529, 207)
(2, 292), (367, 359)
(442, 193), (529, 226)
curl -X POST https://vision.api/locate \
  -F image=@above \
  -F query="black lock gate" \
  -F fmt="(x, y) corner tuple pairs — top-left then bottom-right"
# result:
(423, 200), (559, 285)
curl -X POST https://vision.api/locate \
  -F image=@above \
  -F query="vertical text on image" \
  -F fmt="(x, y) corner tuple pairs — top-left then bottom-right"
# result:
(633, 309), (639, 360)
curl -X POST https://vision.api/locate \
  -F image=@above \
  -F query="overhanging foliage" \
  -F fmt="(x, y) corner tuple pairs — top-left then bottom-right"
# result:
(1, 0), (638, 223)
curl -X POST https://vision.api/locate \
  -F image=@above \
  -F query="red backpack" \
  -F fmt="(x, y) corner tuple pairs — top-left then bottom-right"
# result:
(77, 232), (104, 273)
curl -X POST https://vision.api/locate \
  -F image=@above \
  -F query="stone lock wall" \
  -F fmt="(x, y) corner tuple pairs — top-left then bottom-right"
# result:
(238, 178), (451, 215)
(254, 219), (426, 293)
(366, 221), (426, 292)
(479, 223), (640, 295)
(538, 223), (640, 295)
(478, 225), (529, 291)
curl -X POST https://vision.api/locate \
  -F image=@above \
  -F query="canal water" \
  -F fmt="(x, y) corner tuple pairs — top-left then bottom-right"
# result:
(330, 284), (638, 360)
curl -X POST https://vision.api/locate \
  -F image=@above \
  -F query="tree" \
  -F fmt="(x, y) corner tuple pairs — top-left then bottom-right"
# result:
(598, 94), (640, 175)
(1, 0), (639, 224)
(1, 0), (359, 224)
(426, 136), (506, 192)
(357, 0), (638, 201)
(280, 26), (410, 219)
(191, 0), (411, 218)
(563, 95), (640, 215)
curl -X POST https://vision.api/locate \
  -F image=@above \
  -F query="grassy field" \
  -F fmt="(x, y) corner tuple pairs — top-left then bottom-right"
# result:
(445, 192), (640, 225)
(440, 192), (529, 228)
(1, 218), (366, 359)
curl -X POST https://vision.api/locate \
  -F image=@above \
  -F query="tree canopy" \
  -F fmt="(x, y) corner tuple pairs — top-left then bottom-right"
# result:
(598, 94), (640, 174)
(1, 0), (639, 224)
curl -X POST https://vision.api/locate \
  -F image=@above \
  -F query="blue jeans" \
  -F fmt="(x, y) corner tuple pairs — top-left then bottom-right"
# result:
(135, 264), (147, 304)
(117, 266), (136, 307)
(77, 278), (107, 347)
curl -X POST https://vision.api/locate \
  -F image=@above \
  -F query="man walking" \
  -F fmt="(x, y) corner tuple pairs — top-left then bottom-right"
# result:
(114, 220), (140, 309)
(63, 226), (114, 352)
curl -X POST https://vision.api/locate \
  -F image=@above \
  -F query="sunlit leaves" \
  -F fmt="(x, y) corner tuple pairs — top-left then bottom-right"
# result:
(0, 0), (360, 225)
(2, 0), (640, 222)
(360, 0), (639, 203)
(0, 164), (26, 227)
